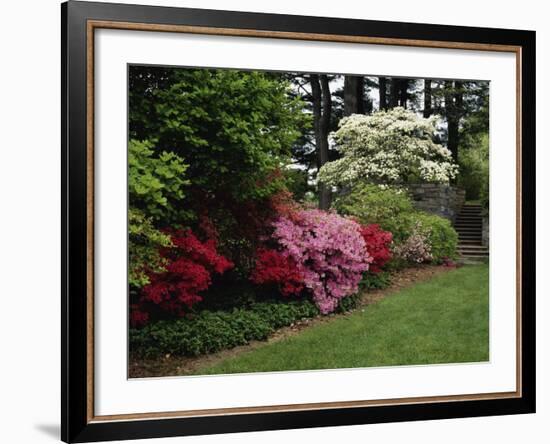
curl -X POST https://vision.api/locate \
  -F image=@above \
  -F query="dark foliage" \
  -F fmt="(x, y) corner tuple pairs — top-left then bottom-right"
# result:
(130, 296), (362, 357)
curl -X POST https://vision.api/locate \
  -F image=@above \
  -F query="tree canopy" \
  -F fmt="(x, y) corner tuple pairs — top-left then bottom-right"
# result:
(130, 67), (309, 203)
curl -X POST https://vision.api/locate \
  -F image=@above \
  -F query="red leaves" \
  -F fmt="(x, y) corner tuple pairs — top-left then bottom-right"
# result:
(130, 305), (149, 328)
(169, 230), (233, 274)
(250, 248), (304, 296)
(359, 224), (393, 273)
(131, 229), (233, 327)
(268, 189), (300, 221)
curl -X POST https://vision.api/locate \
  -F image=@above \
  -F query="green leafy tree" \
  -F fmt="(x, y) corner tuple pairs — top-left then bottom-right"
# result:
(128, 139), (191, 223)
(458, 133), (489, 208)
(128, 139), (190, 288)
(428, 80), (489, 164)
(129, 67), (308, 203)
(129, 67), (309, 275)
(128, 208), (172, 288)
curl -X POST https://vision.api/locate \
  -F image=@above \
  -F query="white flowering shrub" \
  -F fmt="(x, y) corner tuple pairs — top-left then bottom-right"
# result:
(318, 107), (458, 186)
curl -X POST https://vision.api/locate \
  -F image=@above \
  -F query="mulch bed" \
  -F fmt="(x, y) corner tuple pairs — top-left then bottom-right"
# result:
(129, 264), (455, 378)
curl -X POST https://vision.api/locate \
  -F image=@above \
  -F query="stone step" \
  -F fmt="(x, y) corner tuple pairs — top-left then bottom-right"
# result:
(455, 203), (485, 254)
(459, 251), (489, 257)
(458, 247), (489, 254)
(458, 244), (488, 250)
(458, 239), (483, 245)
(456, 215), (481, 222)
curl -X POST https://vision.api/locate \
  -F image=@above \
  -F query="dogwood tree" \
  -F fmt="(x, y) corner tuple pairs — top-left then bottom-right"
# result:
(318, 107), (458, 187)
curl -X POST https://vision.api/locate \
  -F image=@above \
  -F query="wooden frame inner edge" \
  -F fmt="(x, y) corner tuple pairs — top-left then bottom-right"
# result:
(85, 19), (523, 423)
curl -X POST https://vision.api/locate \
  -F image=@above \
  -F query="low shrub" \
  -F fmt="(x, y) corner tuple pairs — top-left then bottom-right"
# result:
(130, 296), (361, 358)
(334, 183), (414, 242)
(334, 183), (458, 263)
(335, 293), (362, 313)
(360, 271), (392, 291)
(393, 222), (433, 264)
(247, 300), (320, 328)
(384, 256), (410, 271)
(413, 213), (458, 262)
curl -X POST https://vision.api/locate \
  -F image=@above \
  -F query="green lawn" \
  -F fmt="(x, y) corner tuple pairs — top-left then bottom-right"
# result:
(195, 264), (489, 375)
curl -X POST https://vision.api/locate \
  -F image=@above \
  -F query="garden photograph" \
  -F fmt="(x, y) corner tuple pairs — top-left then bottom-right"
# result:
(127, 66), (490, 378)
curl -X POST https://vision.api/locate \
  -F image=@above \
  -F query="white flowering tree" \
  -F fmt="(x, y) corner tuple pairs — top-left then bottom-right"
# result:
(318, 107), (458, 187)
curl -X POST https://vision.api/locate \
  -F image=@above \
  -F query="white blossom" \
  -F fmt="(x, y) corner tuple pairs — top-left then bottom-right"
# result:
(318, 107), (458, 186)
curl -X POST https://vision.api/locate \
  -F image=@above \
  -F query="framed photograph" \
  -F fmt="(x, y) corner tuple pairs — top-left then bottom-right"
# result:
(62, 1), (535, 442)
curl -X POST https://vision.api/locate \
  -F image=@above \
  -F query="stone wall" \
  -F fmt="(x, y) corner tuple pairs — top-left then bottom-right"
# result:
(406, 184), (466, 222)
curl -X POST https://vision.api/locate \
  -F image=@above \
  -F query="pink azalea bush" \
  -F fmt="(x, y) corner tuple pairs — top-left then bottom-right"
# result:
(271, 209), (372, 314)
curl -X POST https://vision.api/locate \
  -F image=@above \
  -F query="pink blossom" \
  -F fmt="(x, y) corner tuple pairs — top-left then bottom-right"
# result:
(272, 209), (372, 314)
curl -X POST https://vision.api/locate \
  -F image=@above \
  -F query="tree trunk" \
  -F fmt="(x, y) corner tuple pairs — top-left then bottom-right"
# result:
(310, 74), (332, 210)
(423, 79), (432, 118)
(343, 75), (364, 116)
(389, 78), (400, 108)
(455, 81), (463, 114)
(399, 79), (408, 109)
(378, 77), (387, 110)
(444, 80), (462, 163)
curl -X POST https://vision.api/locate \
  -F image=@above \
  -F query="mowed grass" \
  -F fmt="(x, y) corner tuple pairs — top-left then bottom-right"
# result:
(196, 264), (489, 375)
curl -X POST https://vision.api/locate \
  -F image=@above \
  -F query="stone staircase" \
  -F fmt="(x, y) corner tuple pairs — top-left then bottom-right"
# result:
(454, 203), (489, 261)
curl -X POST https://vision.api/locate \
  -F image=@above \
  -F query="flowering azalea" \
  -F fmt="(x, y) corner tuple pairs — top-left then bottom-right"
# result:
(130, 229), (233, 326)
(271, 209), (372, 314)
(393, 222), (433, 263)
(359, 224), (393, 272)
(250, 248), (304, 296)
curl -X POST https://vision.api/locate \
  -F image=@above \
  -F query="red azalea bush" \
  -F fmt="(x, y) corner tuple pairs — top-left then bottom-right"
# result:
(359, 224), (393, 273)
(130, 305), (150, 328)
(250, 248), (304, 296)
(131, 229), (233, 327)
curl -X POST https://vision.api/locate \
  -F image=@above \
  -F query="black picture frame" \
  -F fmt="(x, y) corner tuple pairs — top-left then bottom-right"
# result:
(61, 1), (536, 442)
